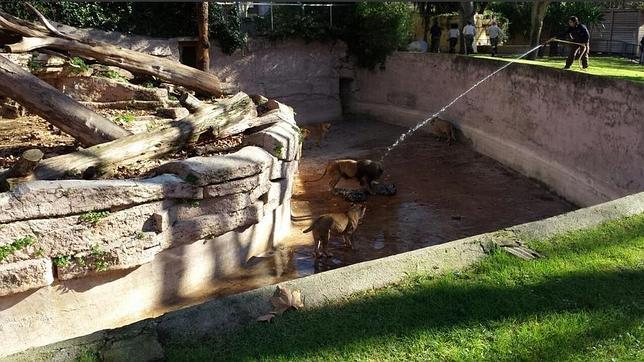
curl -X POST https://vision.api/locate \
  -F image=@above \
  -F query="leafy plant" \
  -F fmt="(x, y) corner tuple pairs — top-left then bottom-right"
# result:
(114, 113), (136, 123)
(274, 144), (285, 158)
(69, 56), (90, 73)
(79, 211), (110, 226)
(343, 2), (414, 69)
(53, 255), (71, 268)
(27, 57), (44, 73)
(0, 236), (36, 261)
(141, 81), (155, 89)
(136, 231), (145, 240)
(97, 69), (128, 83)
(94, 259), (109, 272)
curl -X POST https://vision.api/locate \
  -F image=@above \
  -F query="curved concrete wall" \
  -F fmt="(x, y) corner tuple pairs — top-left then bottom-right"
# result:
(349, 53), (644, 206)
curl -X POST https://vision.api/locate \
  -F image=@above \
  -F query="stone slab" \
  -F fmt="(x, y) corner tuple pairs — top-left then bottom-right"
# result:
(244, 121), (301, 161)
(155, 146), (274, 186)
(0, 174), (203, 224)
(0, 201), (170, 264)
(268, 160), (299, 181)
(0, 258), (54, 296)
(203, 170), (269, 198)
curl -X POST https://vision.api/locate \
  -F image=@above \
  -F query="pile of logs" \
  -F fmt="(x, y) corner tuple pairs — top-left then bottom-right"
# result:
(0, 5), (283, 191)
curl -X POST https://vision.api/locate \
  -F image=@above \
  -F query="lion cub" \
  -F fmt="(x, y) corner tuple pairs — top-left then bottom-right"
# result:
(301, 122), (332, 147)
(430, 118), (456, 144)
(303, 204), (367, 258)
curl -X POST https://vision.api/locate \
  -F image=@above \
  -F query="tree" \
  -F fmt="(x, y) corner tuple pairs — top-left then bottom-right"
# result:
(196, 1), (209, 72)
(459, 1), (475, 53)
(527, 0), (551, 60)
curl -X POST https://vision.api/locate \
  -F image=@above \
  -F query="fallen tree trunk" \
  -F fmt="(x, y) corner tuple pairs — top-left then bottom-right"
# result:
(32, 92), (272, 180)
(0, 11), (228, 97)
(0, 54), (132, 146)
(0, 149), (42, 191)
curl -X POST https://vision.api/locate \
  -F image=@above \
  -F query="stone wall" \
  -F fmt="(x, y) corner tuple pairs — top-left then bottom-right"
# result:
(0, 107), (300, 357)
(210, 39), (346, 125)
(348, 53), (644, 207)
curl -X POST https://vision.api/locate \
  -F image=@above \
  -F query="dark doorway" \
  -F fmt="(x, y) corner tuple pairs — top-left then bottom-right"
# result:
(179, 43), (197, 68)
(339, 77), (353, 115)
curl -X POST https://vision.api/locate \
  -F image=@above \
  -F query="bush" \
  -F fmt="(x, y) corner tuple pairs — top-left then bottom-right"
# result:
(344, 2), (414, 69)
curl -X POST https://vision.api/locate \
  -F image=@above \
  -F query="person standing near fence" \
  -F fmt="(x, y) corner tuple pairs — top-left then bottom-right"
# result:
(487, 21), (503, 57)
(563, 16), (590, 69)
(640, 35), (644, 65)
(462, 21), (476, 55)
(448, 23), (459, 54)
(430, 22), (442, 53)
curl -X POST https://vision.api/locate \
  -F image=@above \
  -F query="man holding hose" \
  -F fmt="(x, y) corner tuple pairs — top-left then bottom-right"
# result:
(563, 16), (590, 69)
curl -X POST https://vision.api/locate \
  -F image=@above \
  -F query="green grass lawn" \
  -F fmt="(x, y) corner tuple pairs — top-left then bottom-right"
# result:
(473, 55), (644, 84)
(166, 213), (644, 361)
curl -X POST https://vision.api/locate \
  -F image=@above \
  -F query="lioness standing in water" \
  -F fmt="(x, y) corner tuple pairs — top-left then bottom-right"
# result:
(305, 159), (384, 195)
(303, 204), (367, 258)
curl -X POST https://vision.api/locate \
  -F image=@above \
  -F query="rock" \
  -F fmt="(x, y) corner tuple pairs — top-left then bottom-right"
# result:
(160, 203), (264, 247)
(55, 233), (161, 280)
(0, 98), (27, 118)
(91, 64), (135, 81)
(0, 200), (170, 263)
(0, 174), (203, 223)
(155, 146), (274, 186)
(244, 121), (301, 161)
(170, 193), (257, 221)
(269, 160), (299, 181)
(264, 178), (294, 212)
(0, 258), (54, 296)
(155, 107), (190, 120)
(203, 171), (270, 198)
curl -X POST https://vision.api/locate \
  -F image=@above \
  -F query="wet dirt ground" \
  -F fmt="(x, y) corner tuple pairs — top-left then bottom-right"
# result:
(199, 118), (576, 302)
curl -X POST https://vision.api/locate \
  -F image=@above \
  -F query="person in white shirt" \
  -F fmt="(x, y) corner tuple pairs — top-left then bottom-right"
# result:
(448, 23), (460, 53)
(487, 21), (503, 56)
(462, 21), (476, 54)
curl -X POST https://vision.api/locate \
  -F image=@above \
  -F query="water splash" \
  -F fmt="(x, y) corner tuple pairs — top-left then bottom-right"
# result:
(380, 44), (545, 163)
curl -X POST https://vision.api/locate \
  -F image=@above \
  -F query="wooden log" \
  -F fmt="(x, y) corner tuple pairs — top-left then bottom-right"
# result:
(179, 93), (203, 113)
(0, 149), (42, 191)
(0, 54), (132, 146)
(31, 92), (275, 180)
(0, 11), (226, 97)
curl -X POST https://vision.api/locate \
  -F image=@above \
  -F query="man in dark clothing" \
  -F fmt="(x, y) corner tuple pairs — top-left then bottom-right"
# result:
(564, 16), (590, 69)
(640, 36), (644, 65)
(430, 22), (442, 53)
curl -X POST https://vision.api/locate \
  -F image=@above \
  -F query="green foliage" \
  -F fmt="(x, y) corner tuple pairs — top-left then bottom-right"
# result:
(0, 236), (36, 261)
(0, 1), (131, 31)
(256, 5), (340, 43)
(52, 255), (71, 268)
(96, 69), (128, 83)
(136, 231), (145, 240)
(344, 2), (414, 69)
(209, 4), (245, 55)
(114, 114), (136, 124)
(274, 144), (285, 158)
(27, 57), (43, 73)
(69, 57), (90, 73)
(490, 1), (604, 40)
(79, 211), (109, 226)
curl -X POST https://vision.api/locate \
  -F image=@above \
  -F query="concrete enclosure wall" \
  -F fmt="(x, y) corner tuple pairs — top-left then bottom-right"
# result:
(348, 53), (644, 206)
(0, 107), (300, 357)
(210, 39), (346, 125)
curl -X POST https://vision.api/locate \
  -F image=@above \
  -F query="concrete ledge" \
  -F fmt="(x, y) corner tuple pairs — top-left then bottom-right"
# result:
(11, 191), (643, 361)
